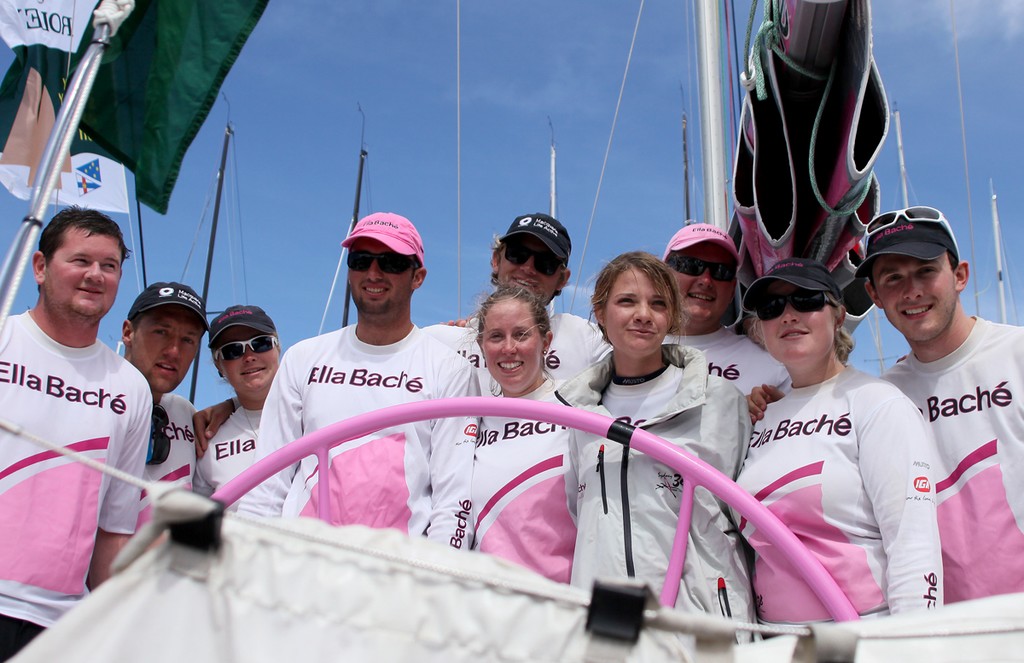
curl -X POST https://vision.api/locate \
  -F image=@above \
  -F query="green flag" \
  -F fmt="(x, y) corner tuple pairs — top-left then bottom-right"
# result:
(79, 0), (268, 214)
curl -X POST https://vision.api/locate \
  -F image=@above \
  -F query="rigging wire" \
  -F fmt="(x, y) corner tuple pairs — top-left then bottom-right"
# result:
(949, 0), (980, 316)
(228, 120), (250, 305)
(124, 194), (142, 294)
(568, 0), (646, 312)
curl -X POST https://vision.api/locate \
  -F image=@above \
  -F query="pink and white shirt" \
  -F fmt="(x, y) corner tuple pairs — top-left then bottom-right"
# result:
(238, 327), (478, 550)
(738, 367), (942, 623)
(665, 327), (790, 396)
(193, 407), (261, 502)
(471, 380), (575, 582)
(136, 392), (196, 527)
(884, 318), (1024, 603)
(0, 313), (150, 626)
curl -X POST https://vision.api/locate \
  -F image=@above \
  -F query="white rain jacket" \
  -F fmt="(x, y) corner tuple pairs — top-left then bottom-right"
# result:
(556, 344), (755, 623)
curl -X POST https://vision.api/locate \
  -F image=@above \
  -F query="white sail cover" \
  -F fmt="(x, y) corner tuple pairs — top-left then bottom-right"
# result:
(12, 499), (1024, 662)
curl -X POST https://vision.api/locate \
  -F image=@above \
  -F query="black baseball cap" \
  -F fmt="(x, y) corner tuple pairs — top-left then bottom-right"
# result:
(742, 258), (842, 310)
(855, 207), (960, 279)
(209, 305), (277, 348)
(127, 282), (208, 331)
(499, 213), (572, 261)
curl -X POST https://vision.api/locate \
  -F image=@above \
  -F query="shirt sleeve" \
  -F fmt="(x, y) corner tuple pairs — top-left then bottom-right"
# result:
(98, 383), (152, 534)
(423, 358), (479, 549)
(237, 349), (302, 518)
(857, 393), (944, 613)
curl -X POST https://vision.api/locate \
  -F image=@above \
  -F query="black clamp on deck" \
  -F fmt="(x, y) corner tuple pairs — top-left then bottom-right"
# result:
(585, 580), (647, 642)
(169, 500), (226, 552)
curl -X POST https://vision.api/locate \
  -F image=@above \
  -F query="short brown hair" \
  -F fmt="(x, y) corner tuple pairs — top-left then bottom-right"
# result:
(591, 251), (683, 342)
(38, 206), (129, 263)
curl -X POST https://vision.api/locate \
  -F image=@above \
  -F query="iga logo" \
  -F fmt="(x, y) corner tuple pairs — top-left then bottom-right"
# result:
(913, 476), (931, 493)
(464, 423), (478, 437)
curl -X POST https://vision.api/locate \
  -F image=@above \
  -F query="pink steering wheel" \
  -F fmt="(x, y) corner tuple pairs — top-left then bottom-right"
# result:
(213, 396), (858, 621)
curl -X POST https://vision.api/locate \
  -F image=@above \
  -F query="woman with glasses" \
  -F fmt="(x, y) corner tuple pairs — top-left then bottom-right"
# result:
(470, 286), (576, 582)
(556, 251), (754, 621)
(193, 305), (281, 500)
(737, 258), (943, 623)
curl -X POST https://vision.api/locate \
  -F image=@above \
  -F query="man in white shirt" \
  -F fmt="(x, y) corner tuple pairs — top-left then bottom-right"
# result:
(424, 213), (607, 387)
(239, 213), (477, 550)
(121, 282), (208, 525)
(0, 208), (150, 659)
(662, 223), (789, 395)
(858, 205), (1024, 603)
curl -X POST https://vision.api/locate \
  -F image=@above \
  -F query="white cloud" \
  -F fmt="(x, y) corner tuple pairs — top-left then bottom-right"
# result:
(875, 0), (1024, 42)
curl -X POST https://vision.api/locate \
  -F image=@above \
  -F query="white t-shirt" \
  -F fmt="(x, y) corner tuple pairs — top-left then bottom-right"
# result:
(471, 380), (575, 582)
(883, 318), (1024, 603)
(738, 367), (943, 623)
(193, 407), (261, 501)
(238, 326), (478, 550)
(0, 313), (151, 626)
(423, 312), (609, 392)
(665, 327), (790, 396)
(136, 393), (196, 527)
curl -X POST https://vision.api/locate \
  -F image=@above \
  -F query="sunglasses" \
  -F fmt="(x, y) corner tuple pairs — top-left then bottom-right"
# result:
(347, 251), (418, 274)
(865, 206), (960, 252)
(147, 404), (170, 466)
(503, 243), (564, 276)
(666, 254), (737, 282)
(754, 289), (832, 321)
(214, 334), (279, 361)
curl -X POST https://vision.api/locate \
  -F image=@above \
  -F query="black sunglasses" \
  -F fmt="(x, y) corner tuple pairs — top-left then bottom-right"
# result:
(215, 334), (279, 361)
(347, 251), (418, 274)
(666, 255), (736, 282)
(503, 243), (564, 276)
(754, 289), (831, 321)
(147, 404), (171, 466)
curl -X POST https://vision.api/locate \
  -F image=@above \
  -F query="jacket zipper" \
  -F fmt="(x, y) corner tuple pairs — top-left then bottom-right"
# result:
(620, 445), (635, 578)
(596, 444), (608, 514)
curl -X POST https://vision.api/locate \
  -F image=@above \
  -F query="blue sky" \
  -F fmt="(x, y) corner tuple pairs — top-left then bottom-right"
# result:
(1, 0), (1022, 406)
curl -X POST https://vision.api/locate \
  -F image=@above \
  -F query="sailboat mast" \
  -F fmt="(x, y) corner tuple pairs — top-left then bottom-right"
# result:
(991, 180), (1007, 324)
(682, 110), (691, 221)
(693, 0), (729, 230)
(188, 123), (233, 404)
(549, 119), (557, 218)
(894, 110), (909, 208)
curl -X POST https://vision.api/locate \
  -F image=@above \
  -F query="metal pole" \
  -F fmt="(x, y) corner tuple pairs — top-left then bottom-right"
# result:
(693, 0), (729, 230)
(991, 181), (1007, 324)
(0, 24), (113, 334)
(341, 149), (369, 327)
(682, 112), (691, 221)
(894, 110), (909, 208)
(549, 119), (557, 218)
(188, 124), (233, 404)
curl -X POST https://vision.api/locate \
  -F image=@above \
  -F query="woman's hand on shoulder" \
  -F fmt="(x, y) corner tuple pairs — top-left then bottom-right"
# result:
(192, 398), (237, 457)
(747, 384), (784, 425)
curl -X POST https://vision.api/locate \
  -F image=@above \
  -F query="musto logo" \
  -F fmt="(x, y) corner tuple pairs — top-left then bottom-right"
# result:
(913, 476), (931, 493)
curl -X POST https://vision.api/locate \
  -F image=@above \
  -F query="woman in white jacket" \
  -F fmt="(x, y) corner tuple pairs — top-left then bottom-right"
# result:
(739, 258), (942, 623)
(557, 251), (754, 622)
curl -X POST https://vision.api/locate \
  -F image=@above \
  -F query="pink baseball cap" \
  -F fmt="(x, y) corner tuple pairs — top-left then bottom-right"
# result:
(342, 212), (425, 266)
(663, 222), (740, 263)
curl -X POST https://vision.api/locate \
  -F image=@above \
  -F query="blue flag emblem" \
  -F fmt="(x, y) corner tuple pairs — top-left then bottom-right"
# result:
(76, 159), (102, 195)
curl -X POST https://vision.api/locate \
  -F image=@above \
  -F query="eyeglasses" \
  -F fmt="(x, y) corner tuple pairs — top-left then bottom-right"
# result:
(754, 290), (832, 321)
(147, 404), (170, 466)
(865, 206), (960, 253)
(666, 254), (737, 282)
(214, 334), (279, 361)
(503, 243), (564, 276)
(347, 251), (418, 274)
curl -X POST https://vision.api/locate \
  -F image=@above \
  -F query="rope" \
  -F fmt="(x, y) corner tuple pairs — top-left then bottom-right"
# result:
(741, 0), (828, 101)
(568, 0), (645, 312)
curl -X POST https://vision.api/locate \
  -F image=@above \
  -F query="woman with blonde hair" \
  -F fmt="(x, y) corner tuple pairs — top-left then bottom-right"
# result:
(739, 258), (942, 623)
(557, 251), (754, 620)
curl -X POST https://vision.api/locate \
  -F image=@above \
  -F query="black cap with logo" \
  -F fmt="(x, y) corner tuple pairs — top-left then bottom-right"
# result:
(208, 305), (277, 348)
(498, 213), (572, 261)
(742, 257), (842, 310)
(127, 282), (208, 331)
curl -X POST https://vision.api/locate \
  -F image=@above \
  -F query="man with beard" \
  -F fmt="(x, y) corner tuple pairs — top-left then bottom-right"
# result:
(0, 208), (150, 659)
(239, 213), (478, 550)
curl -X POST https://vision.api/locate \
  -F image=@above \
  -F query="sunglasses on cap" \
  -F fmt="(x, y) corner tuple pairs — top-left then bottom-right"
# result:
(214, 334), (279, 361)
(147, 404), (171, 466)
(503, 243), (565, 276)
(666, 254), (737, 282)
(347, 251), (419, 274)
(865, 206), (960, 251)
(754, 289), (833, 321)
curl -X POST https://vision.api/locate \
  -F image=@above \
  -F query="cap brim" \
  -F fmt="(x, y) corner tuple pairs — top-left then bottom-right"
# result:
(135, 302), (209, 331)
(854, 243), (949, 279)
(500, 230), (568, 259)
(742, 275), (838, 309)
(209, 321), (277, 347)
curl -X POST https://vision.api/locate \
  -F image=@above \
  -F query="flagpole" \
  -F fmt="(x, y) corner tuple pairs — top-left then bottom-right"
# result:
(0, 23), (114, 335)
(188, 123), (233, 404)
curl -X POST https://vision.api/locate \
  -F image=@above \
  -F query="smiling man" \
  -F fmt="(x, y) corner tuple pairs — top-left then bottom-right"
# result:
(662, 223), (789, 395)
(0, 208), (150, 659)
(859, 205), (1024, 604)
(239, 213), (478, 551)
(122, 281), (208, 524)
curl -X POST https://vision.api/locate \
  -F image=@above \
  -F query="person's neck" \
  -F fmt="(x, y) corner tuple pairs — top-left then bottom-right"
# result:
(28, 306), (99, 349)
(681, 322), (722, 336)
(354, 318), (415, 346)
(611, 350), (666, 379)
(236, 387), (269, 411)
(910, 312), (976, 364)
(787, 356), (845, 389)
